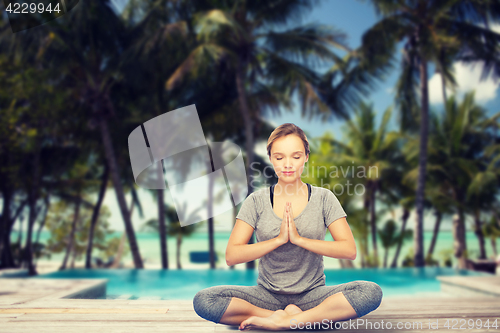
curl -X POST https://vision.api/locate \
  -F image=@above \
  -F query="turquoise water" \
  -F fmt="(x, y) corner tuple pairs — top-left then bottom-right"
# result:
(18, 230), (499, 269)
(33, 267), (491, 299)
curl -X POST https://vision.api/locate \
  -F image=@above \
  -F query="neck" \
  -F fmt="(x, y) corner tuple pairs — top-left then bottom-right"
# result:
(275, 179), (307, 197)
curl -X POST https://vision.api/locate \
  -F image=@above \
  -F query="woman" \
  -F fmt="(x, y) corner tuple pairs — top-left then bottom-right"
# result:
(193, 123), (383, 331)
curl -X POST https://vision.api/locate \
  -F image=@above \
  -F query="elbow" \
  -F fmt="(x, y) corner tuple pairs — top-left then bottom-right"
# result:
(226, 257), (235, 267)
(225, 249), (236, 267)
(349, 245), (357, 260)
(225, 253), (233, 267)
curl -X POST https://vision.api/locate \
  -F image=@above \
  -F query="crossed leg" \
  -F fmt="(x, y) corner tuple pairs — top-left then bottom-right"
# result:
(219, 299), (305, 326)
(239, 281), (383, 331)
(239, 291), (357, 330)
(193, 281), (382, 331)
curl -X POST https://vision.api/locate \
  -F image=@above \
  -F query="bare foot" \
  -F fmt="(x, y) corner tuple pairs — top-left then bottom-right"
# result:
(239, 309), (290, 331)
(284, 304), (303, 316)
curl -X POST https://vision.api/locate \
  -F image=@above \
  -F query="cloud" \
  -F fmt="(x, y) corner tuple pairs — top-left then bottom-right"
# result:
(429, 61), (499, 104)
(428, 23), (500, 105)
(254, 141), (268, 159)
(491, 22), (500, 34)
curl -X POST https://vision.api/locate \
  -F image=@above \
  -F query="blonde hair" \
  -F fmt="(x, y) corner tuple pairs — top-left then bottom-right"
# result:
(266, 123), (310, 158)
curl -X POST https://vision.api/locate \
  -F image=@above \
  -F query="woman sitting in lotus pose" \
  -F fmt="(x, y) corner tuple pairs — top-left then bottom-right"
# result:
(193, 123), (383, 331)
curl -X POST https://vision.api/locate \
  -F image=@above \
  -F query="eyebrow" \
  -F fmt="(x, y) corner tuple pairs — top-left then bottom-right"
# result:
(272, 151), (304, 156)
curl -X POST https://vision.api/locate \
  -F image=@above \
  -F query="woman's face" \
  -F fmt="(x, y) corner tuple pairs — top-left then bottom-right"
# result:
(269, 134), (309, 184)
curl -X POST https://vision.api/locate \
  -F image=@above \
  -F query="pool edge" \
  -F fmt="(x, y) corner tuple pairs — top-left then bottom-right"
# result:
(60, 279), (108, 299)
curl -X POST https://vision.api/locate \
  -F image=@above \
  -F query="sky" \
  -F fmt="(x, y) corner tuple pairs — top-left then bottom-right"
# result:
(25, 0), (500, 234)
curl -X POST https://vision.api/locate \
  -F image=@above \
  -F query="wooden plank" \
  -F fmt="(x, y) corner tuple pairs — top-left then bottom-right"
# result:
(0, 308), (168, 314)
(4, 321), (215, 327)
(1, 324), (216, 333)
(136, 296), (162, 300)
(7, 314), (202, 322)
(2, 315), (499, 333)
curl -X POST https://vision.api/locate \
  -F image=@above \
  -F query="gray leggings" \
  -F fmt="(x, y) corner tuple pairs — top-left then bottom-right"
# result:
(193, 280), (383, 324)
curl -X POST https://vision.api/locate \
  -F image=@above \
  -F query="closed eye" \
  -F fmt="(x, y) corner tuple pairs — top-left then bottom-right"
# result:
(276, 157), (300, 160)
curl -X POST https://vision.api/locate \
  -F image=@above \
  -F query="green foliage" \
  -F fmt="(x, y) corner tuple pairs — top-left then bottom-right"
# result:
(483, 216), (500, 240)
(439, 249), (454, 268)
(401, 248), (414, 267)
(140, 204), (200, 237)
(44, 200), (126, 263)
(378, 219), (412, 249)
(364, 253), (379, 268)
(425, 253), (439, 267)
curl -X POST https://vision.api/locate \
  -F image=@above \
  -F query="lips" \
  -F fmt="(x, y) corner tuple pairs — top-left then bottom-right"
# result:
(282, 171), (295, 175)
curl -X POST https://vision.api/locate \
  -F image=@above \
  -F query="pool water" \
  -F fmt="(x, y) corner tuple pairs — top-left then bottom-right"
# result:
(33, 267), (491, 300)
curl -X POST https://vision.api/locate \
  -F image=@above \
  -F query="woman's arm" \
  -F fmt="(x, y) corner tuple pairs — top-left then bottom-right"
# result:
(293, 217), (357, 260)
(225, 219), (284, 266)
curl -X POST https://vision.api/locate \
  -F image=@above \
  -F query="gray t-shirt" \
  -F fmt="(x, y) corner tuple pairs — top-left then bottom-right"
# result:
(235, 184), (347, 294)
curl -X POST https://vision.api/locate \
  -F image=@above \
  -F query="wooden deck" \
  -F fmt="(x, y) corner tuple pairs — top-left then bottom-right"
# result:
(1, 277), (499, 332)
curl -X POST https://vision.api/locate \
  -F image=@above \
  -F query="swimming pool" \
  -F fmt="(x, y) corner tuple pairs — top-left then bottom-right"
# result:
(33, 267), (490, 299)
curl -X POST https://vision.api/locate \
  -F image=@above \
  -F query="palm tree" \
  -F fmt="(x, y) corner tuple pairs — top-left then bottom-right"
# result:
(378, 219), (412, 268)
(142, 203), (200, 269)
(483, 216), (500, 258)
(424, 92), (499, 267)
(362, 0), (500, 266)
(19, 0), (146, 268)
(466, 109), (500, 260)
(319, 102), (402, 267)
(165, 0), (389, 195)
(85, 162), (109, 269)
(132, 0), (389, 269)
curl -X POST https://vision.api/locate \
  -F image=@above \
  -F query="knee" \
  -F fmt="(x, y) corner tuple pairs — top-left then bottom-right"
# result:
(193, 287), (227, 323)
(359, 281), (383, 311)
(193, 289), (212, 320)
(366, 281), (383, 308)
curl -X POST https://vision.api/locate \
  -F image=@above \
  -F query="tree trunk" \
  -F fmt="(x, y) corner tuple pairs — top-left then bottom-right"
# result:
(441, 71), (447, 105)
(339, 258), (354, 268)
(414, 57), (429, 267)
(473, 211), (486, 259)
(359, 242), (366, 268)
(370, 181), (379, 267)
(491, 238), (497, 257)
(362, 182), (371, 268)
(427, 210), (442, 258)
(391, 208), (409, 268)
(70, 241), (77, 269)
(85, 163), (109, 268)
(452, 207), (467, 269)
(35, 195), (50, 247)
(229, 205), (237, 270)
(110, 232), (126, 268)
(98, 116), (143, 268)
(25, 140), (42, 276)
(158, 189), (168, 269)
(176, 233), (182, 269)
(383, 248), (388, 268)
(0, 189), (16, 268)
(207, 157), (215, 269)
(60, 196), (81, 270)
(235, 56), (256, 269)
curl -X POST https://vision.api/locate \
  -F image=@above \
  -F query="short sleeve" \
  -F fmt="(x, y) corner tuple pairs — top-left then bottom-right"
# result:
(323, 190), (347, 228)
(236, 192), (258, 229)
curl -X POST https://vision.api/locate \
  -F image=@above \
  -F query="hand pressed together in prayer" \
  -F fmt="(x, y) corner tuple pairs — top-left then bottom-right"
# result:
(277, 202), (303, 246)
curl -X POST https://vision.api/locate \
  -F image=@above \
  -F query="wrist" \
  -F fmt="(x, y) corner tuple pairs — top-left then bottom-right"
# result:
(275, 236), (286, 247)
(292, 235), (304, 247)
